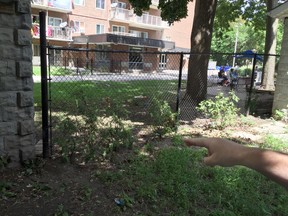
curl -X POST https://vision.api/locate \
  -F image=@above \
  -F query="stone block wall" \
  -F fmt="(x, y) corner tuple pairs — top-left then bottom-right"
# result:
(0, 0), (35, 166)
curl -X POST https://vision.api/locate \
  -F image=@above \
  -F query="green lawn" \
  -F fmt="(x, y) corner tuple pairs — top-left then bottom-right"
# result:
(33, 66), (76, 76)
(32, 79), (288, 215)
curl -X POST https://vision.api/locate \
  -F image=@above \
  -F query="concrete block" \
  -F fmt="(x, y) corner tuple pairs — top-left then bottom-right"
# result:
(0, 77), (33, 91)
(19, 146), (35, 162)
(0, 14), (31, 29)
(0, 77), (22, 91)
(17, 91), (34, 107)
(16, 61), (32, 77)
(18, 119), (35, 135)
(16, 29), (31, 46)
(22, 77), (34, 91)
(22, 45), (32, 61)
(2, 107), (34, 122)
(0, 92), (17, 106)
(0, 60), (16, 76)
(0, 28), (13, 44)
(0, 121), (17, 136)
(4, 135), (19, 150)
(19, 134), (35, 147)
(16, 0), (31, 14)
(0, 44), (22, 60)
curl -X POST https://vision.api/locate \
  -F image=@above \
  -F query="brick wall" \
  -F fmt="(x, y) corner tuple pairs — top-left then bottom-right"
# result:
(0, 0), (35, 166)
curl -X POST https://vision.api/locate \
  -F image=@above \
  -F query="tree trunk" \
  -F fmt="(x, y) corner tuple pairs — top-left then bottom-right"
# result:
(261, 0), (278, 91)
(186, 0), (218, 103)
(273, 17), (288, 111)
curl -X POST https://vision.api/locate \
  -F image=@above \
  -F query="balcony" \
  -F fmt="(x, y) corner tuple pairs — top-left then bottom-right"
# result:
(150, 0), (159, 9)
(130, 14), (168, 30)
(110, 8), (131, 23)
(73, 33), (175, 49)
(110, 8), (168, 30)
(31, 0), (72, 13)
(32, 24), (73, 41)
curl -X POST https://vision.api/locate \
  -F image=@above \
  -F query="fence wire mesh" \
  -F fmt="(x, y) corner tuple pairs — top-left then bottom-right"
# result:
(45, 47), (278, 154)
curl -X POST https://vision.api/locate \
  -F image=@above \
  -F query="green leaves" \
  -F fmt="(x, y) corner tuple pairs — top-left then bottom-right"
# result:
(129, 0), (193, 24)
(197, 92), (240, 129)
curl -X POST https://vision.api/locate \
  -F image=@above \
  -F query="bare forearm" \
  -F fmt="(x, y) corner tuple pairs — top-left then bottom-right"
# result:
(239, 147), (288, 189)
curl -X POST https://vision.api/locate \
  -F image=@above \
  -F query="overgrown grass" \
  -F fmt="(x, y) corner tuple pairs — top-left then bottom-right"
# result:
(33, 79), (288, 215)
(33, 80), (179, 112)
(261, 134), (288, 152)
(105, 147), (288, 215)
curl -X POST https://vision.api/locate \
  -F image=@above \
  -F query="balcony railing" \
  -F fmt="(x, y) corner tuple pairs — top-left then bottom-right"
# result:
(135, 14), (163, 27)
(110, 8), (130, 22)
(110, 8), (167, 29)
(31, 0), (72, 13)
(32, 24), (73, 41)
(151, 0), (159, 6)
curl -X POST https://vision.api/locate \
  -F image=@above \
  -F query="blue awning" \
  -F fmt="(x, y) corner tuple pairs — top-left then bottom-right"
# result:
(235, 50), (263, 61)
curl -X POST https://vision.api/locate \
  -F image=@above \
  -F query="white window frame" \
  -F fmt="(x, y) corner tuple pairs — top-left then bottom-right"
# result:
(112, 25), (125, 33)
(74, 0), (85, 6)
(117, 2), (126, 8)
(74, 21), (85, 33)
(48, 17), (62, 26)
(96, 0), (105, 9)
(96, 24), (104, 34)
(129, 30), (148, 38)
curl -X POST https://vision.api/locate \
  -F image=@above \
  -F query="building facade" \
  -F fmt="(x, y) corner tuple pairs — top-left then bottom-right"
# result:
(31, 0), (195, 71)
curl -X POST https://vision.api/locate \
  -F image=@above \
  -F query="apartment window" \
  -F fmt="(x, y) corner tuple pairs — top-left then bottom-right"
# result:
(74, 21), (85, 33)
(33, 44), (40, 56)
(112, 25), (125, 33)
(112, 0), (126, 8)
(96, 0), (105, 9)
(129, 30), (148, 38)
(96, 24), (104, 34)
(48, 17), (62, 26)
(32, 15), (39, 24)
(74, 0), (85, 5)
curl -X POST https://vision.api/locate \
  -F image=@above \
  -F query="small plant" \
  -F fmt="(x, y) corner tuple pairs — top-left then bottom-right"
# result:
(273, 109), (288, 122)
(22, 157), (46, 176)
(197, 92), (240, 129)
(29, 182), (52, 197)
(261, 135), (288, 152)
(54, 204), (70, 216)
(78, 186), (92, 201)
(239, 115), (255, 126)
(0, 155), (10, 169)
(0, 181), (17, 199)
(56, 98), (134, 163)
(149, 98), (177, 138)
(172, 134), (184, 147)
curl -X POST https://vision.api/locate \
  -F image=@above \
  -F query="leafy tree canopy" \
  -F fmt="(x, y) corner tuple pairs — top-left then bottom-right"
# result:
(128, 0), (193, 24)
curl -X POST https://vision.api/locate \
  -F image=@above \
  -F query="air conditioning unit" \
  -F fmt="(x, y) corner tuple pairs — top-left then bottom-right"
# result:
(79, 28), (85, 33)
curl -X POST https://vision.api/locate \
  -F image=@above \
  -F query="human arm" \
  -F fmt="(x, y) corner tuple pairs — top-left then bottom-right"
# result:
(184, 138), (288, 189)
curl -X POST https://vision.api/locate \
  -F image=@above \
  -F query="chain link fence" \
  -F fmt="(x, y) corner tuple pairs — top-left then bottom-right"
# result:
(44, 46), (277, 154)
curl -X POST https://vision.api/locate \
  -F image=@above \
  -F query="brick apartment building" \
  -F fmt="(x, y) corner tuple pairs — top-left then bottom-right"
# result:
(31, 0), (194, 71)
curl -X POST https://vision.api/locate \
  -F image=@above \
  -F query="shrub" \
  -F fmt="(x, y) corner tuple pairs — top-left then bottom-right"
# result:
(149, 99), (177, 138)
(197, 92), (240, 129)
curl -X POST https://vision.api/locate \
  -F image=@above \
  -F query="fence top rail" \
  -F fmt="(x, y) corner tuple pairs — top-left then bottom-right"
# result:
(47, 46), (280, 57)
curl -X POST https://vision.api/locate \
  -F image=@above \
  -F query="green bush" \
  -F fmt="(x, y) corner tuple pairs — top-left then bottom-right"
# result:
(149, 99), (177, 138)
(197, 92), (240, 129)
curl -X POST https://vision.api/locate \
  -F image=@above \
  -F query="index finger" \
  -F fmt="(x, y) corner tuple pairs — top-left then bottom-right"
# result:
(184, 138), (210, 148)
